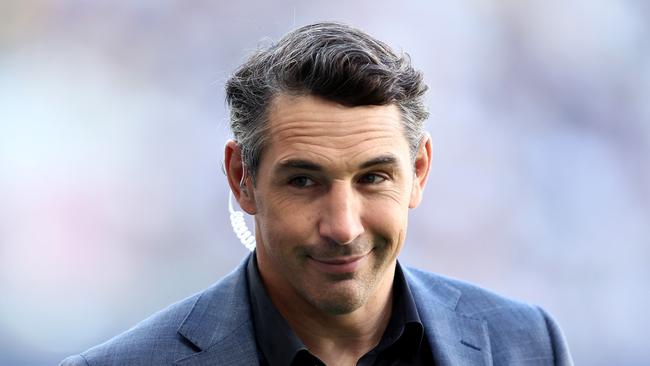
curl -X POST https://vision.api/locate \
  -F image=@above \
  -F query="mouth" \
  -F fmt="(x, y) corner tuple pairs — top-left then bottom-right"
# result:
(307, 252), (371, 275)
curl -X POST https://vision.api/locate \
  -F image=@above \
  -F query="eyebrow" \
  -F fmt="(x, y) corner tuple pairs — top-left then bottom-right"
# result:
(359, 155), (398, 169)
(276, 154), (399, 172)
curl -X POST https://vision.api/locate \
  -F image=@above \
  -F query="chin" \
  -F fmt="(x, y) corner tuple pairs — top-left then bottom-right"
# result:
(312, 295), (365, 315)
(305, 279), (372, 315)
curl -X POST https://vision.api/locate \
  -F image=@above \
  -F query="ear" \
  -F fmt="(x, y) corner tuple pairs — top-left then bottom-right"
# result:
(409, 133), (432, 208)
(224, 140), (257, 214)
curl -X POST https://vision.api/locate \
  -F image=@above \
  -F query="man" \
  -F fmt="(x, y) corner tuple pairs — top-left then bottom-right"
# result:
(62, 22), (573, 365)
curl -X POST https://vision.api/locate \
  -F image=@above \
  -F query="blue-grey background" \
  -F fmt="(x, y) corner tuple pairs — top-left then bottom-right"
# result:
(1, 1), (649, 365)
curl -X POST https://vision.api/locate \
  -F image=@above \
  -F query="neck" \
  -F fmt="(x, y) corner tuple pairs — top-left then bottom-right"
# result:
(263, 263), (397, 365)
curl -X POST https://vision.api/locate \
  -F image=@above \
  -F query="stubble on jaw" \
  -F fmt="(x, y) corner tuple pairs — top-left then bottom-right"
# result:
(294, 240), (395, 316)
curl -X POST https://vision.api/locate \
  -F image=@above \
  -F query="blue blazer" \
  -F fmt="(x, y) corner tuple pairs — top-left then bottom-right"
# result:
(61, 255), (573, 365)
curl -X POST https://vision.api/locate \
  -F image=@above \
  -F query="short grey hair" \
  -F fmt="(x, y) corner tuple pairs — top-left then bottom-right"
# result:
(226, 22), (429, 181)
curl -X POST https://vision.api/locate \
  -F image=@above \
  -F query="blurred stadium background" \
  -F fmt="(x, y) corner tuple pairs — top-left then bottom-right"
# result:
(1, 1), (649, 365)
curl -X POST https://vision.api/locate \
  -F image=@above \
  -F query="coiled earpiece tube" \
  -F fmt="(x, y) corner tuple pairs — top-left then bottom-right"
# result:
(228, 191), (256, 251)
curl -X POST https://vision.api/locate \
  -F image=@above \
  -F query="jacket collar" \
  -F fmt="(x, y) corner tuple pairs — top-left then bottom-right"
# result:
(172, 255), (492, 366)
(404, 267), (492, 366)
(174, 256), (259, 366)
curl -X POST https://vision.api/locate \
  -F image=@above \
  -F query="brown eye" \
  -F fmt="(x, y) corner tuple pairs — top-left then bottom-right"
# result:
(289, 176), (315, 188)
(358, 174), (386, 184)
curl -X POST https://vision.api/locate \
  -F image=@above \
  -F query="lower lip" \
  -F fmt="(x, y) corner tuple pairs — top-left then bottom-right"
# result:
(308, 254), (369, 275)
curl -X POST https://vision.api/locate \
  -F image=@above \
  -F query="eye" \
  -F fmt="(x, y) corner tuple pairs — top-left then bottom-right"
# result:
(288, 176), (316, 188)
(358, 173), (387, 184)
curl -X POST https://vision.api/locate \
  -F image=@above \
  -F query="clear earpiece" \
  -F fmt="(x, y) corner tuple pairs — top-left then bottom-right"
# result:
(228, 191), (256, 251)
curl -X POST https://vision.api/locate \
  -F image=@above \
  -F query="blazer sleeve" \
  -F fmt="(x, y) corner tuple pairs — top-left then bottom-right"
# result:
(59, 354), (91, 366)
(537, 306), (574, 366)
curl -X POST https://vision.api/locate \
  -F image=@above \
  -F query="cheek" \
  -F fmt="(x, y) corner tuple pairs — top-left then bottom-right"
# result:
(256, 195), (316, 252)
(264, 196), (316, 232)
(362, 199), (409, 241)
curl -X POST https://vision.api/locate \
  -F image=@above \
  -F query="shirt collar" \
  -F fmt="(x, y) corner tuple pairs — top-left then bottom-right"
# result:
(374, 262), (425, 358)
(247, 252), (310, 365)
(246, 252), (424, 364)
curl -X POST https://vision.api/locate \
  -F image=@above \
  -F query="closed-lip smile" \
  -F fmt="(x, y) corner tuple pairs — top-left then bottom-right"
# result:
(308, 253), (370, 274)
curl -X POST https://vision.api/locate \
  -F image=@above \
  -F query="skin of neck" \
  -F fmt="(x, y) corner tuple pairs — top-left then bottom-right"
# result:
(261, 261), (397, 366)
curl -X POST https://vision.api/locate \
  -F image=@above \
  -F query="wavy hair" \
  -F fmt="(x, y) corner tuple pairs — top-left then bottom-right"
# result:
(226, 22), (429, 181)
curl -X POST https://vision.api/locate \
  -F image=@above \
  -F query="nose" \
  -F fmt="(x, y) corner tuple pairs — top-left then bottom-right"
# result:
(318, 182), (364, 245)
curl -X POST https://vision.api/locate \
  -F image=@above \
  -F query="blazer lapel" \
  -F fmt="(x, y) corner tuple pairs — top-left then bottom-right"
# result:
(173, 255), (260, 366)
(404, 267), (492, 366)
(174, 322), (259, 366)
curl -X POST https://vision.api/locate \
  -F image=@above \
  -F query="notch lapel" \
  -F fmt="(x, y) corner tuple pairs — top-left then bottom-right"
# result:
(174, 322), (259, 366)
(405, 267), (492, 366)
(173, 255), (260, 366)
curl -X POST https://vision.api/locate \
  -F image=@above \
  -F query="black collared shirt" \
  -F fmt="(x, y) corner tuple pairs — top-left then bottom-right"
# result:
(247, 253), (435, 365)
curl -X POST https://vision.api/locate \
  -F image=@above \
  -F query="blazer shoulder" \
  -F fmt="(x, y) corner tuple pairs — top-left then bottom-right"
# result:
(63, 258), (252, 366)
(405, 266), (546, 316)
(59, 354), (90, 366)
(404, 266), (573, 365)
(71, 290), (203, 366)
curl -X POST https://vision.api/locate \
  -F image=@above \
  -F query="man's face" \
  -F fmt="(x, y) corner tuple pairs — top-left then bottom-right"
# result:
(238, 94), (430, 315)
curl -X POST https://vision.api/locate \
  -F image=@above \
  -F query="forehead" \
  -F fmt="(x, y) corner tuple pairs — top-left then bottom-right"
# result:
(263, 94), (410, 167)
